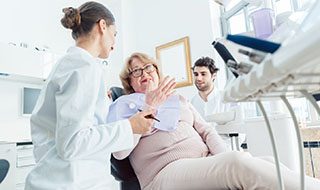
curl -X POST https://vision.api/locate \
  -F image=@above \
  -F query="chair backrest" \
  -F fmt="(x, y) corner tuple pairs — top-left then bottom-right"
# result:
(0, 159), (10, 183)
(110, 86), (125, 101)
(109, 87), (141, 189)
(313, 93), (320, 101)
(110, 155), (138, 182)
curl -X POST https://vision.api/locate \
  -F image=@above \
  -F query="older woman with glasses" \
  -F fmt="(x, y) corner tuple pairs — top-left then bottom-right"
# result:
(107, 52), (320, 190)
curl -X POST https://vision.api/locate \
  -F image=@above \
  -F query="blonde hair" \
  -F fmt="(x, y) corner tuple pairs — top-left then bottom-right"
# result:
(120, 52), (162, 94)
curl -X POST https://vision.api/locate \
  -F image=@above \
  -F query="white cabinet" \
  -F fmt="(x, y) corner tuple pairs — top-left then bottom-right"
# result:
(0, 142), (16, 190)
(15, 144), (35, 189)
(0, 142), (36, 190)
(245, 114), (300, 171)
(0, 42), (60, 84)
(0, 43), (43, 78)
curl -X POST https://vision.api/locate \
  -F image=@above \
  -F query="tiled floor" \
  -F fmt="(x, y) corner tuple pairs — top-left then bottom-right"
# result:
(301, 127), (320, 179)
(311, 148), (320, 178)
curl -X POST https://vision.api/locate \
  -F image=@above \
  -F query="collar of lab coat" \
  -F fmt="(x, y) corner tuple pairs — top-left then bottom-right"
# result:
(206, 88), (220, 102)
(67, 46), (104, 65)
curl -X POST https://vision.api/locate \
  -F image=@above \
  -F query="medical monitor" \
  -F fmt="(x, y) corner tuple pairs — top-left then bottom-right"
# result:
(22, 87), (41, 116)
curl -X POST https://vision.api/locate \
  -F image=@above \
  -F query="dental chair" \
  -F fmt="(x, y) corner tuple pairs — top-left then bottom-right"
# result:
(313, 93), (320, 101)
(0, 159), (10, 184)
(109, 87), (141, 190)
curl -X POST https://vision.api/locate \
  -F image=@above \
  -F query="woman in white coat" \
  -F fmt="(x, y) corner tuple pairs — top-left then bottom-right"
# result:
(25, 2), (175, 190)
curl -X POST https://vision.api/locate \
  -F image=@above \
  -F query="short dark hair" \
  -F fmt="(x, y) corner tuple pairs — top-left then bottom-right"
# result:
(61, 1), (115, 40)
(192, 57), (219, 75)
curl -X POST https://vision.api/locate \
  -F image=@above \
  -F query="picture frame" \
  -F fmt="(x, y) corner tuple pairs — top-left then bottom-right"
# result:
(155, 36), (193, 88)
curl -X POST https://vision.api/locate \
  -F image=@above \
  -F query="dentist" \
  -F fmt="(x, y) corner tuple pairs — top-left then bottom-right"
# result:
(25, 2), (160, 189)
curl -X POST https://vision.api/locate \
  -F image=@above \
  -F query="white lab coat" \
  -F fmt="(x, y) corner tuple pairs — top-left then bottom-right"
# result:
(191, 90), (245, 150)
(191, 90), (231, 117)
(25, 47), (133, 190)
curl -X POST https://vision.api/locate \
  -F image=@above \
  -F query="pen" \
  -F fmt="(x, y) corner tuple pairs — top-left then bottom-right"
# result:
(137, 109), (160, 122)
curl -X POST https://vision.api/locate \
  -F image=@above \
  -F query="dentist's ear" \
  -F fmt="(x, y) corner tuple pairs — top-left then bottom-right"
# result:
(97, 19), (107, 32)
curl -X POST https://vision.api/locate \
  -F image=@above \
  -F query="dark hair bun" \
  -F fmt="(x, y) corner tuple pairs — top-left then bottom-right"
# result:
(61, 7), (81, 30)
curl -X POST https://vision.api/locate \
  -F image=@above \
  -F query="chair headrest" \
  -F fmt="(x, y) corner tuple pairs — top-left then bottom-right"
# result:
(110, 87), (125, 101)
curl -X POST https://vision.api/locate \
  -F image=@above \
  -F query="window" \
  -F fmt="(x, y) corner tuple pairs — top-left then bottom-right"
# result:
(298, 0), (311, 8)
(229, 10), (247, 34)
(242, 102), (258, 118)
(224, 0), (242, 11)
(288, 97), (310, 123)
(274, 0), (293, 14)
(220, 1), (250, 36)
(307, 100), (320, 125)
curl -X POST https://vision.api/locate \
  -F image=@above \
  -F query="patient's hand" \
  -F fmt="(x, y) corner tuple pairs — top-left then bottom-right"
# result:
(145, 76), (176, 108)
(129, 109), (155, 134)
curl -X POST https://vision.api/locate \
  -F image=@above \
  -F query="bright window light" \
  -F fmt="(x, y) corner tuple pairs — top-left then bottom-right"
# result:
(229, 10), (247, 34)
(288, 98), (310, 123)
(275, 0), (293, 14)
(225, 0), (242, 11)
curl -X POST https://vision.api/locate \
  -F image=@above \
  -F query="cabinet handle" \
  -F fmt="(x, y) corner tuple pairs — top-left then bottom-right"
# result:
(17, 145), (33, 150)
(0, 149), (11, 154)
(17, 164), (36, 168)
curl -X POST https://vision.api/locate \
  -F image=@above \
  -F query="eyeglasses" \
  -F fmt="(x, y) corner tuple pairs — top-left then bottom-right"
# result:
(129, 64), (156, 78)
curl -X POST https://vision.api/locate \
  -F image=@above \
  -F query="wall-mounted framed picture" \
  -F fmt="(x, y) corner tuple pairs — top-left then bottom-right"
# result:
(155, 36), (192, 88)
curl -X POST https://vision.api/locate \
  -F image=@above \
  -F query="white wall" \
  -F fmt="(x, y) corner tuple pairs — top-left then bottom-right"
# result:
(0, 0), (225, 141)
(121, 0), (225, 100)
(0, 0), (124, 142)
(0, 0), (124, 84)
(0, 80), (42, 141)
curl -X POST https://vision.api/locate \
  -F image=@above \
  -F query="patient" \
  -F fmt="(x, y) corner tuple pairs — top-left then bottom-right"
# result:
(107, 52), (320, 190)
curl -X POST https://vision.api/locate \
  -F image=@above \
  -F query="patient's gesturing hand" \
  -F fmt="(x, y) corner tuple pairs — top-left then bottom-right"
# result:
(129, 109), (155, 134)
(145, 76), (176, 108)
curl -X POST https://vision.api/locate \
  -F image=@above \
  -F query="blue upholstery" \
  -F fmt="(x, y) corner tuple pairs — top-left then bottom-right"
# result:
(0, 159), (9, 183)
(109, 87), (141, 190)
(313, 93), (320, 101)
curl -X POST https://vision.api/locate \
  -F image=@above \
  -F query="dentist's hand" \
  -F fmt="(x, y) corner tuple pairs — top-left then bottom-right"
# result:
(129, 109), (155, 134)
(145, 76), (176, 108)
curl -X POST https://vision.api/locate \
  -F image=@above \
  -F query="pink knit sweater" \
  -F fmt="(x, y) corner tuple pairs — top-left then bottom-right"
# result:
(113, 96), (227, 188)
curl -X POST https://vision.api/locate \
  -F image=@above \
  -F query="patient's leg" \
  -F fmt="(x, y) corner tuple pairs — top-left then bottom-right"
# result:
(144, 151), (320, 190)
